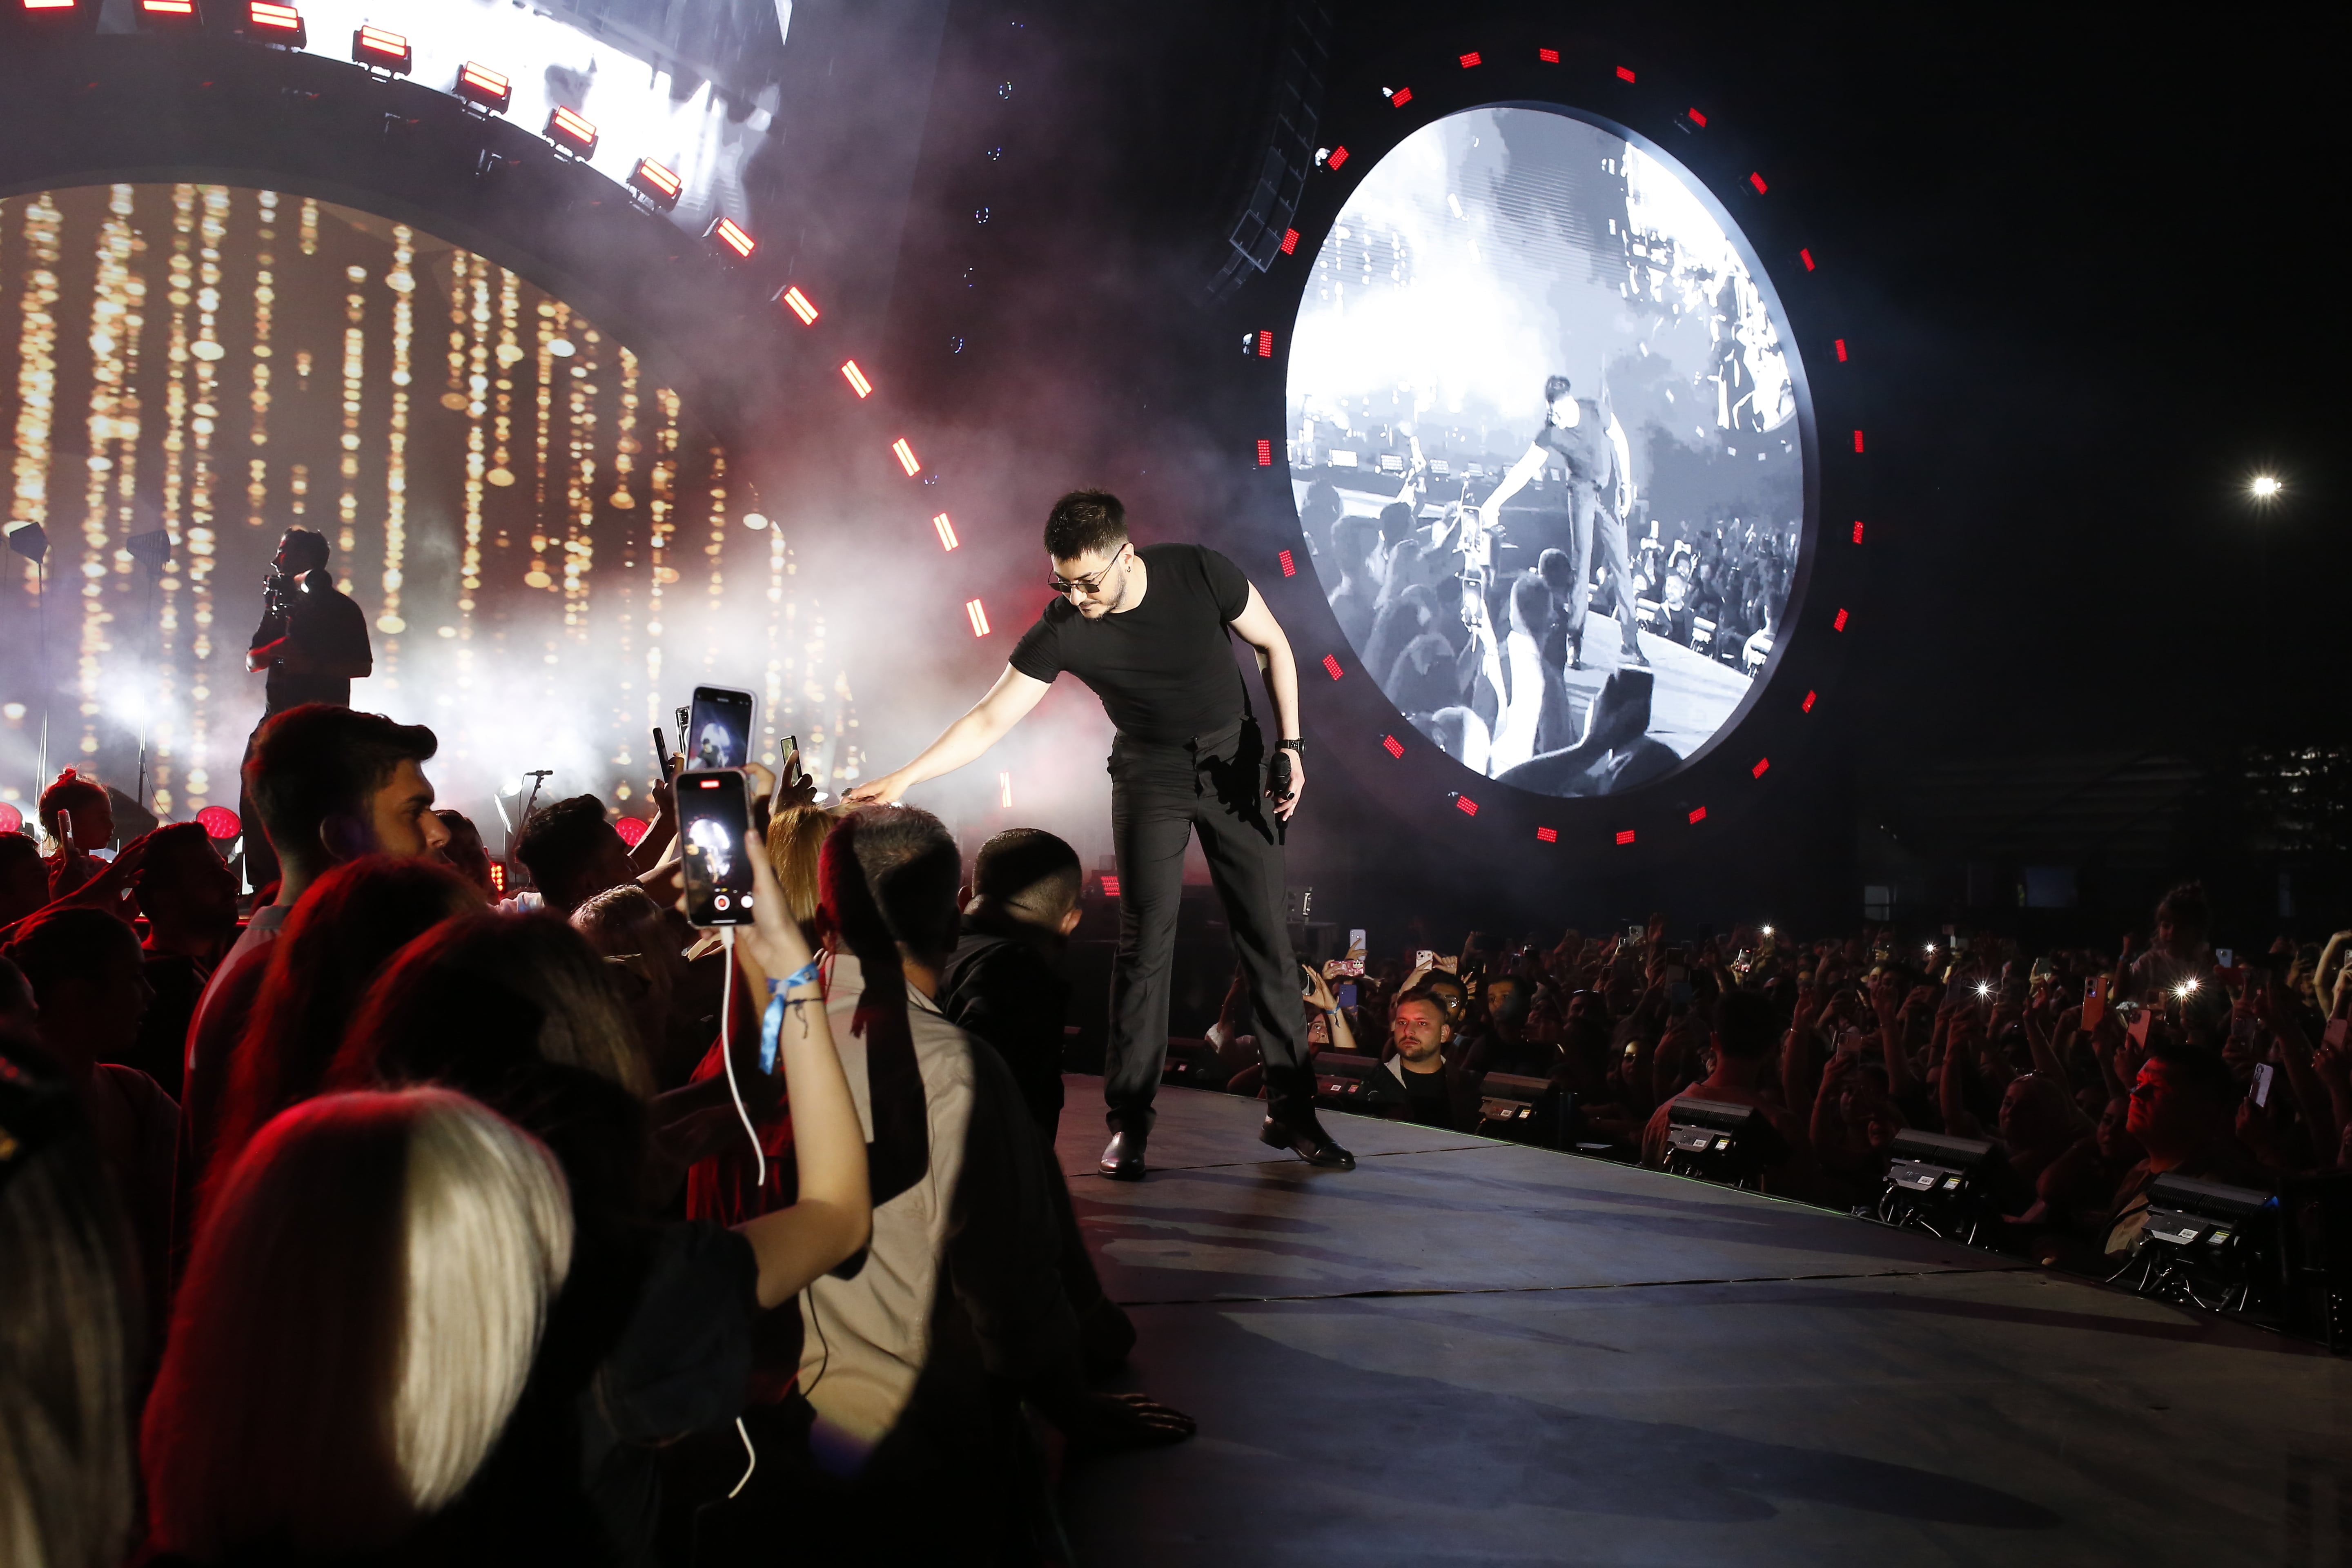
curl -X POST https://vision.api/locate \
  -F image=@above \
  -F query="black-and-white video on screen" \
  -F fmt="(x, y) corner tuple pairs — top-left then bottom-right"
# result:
(1287, 106), (1807, 798)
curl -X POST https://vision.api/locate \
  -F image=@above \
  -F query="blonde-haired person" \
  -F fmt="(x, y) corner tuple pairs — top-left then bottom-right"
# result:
(321, 837), (867, 1564)
(141, 1089), (570, 1563)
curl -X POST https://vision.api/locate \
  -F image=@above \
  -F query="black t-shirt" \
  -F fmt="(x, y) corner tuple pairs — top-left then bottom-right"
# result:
(1532, 401), (1614, 491)
(1398, 1061), (1456, 1128)
(1009, 543), (1254, 745)
(256, 580), (372, 711)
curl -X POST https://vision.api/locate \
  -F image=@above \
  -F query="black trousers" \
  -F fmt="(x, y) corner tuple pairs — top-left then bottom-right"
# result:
(1103, 717), (1306, 1134)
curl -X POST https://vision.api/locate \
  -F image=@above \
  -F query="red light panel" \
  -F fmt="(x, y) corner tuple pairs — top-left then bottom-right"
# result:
(1833, 608), (1849, 631)
(1327, 146), (1349, 171)
(1834, 338), (1848, 361)
(22, 0), (77, 9)
(352, 22), (411, 69)
(1099, 874), (1120, 898)
(1802, 690), (1817, 713)
(1456, 797), (1479, 817)
(1615, 829), (1636, 846)
(0, 803), (18, 835)
(1257, 329), (1274, 358)
(456, 61), (512, 112)
(546, 105), (598, 157)
(840, 360), (873, 399)
(965, 599), (991, 637)
(142, 0), (198, 16)
(1321, 654), (1343, 680)
(1538, 47), (1560, 63)
(708, 216), (756, 260)
(1535, 826), (1557, 843)
(1391, 87), (1413, 107)
(1615, 65), (1636, 82)
(1800, 248), (1816, 271)
(488, 861), (506, 893)
(932, 512), (959, 551)
(1748, 172), (1768, 195)
(1851, 520), (1864, 544)
(1751, 757), (1771, 779)
(630, 158), (684, 212)
(779, 285), (818, 325)
(196, 804), (242, 840)
(1852, 430), (1865, 453)
(1280, 228), (1300, 255)
(1256, 439), (1272, 466)
(891, 439), (920, 477)
(1688, 107), (1707, 127)
(247, 0), (303, 39)
(1458, 51), (1481, 68)
(1688, 806), (1708, 824)
(1383, 735), (1405, 759)
(614, 815), (649, 847)
(1278, 548), (1296, 577)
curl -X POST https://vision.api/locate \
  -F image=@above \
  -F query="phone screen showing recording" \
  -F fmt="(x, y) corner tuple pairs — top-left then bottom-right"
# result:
(678, 769), (754, 926)
(687, 685), (756, 772)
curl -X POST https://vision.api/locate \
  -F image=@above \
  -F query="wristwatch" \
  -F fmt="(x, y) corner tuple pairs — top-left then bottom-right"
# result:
(1276, 738), (1306, 755)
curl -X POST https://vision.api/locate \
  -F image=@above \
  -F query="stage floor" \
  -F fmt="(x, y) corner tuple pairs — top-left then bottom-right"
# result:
(1051, 1077), (2350, 1567)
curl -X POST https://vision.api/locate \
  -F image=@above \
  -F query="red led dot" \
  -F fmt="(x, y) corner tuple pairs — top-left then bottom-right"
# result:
(1802, 690), (1817, 713)
(1615, 829), (1637, 846)
(1833, 608), (1850, 631)
(1278, 548), (1296, 577)
(1537, 47), (1559, 63)
(1615, 65), (1636, 82)
(1834, 338), (1849, 362)
(1327, 145), (1350, 170)
(1851, 520), (1865, 544)
(1280, 227), (1300, 255)
(1321, 654), (1343, 680)
(1800, 248), (1816, 271)
(1751, 757), (1771, 779)
(1256, 439), (1273, 466)
(1383, 735), (1405, 759)
(1458, 51), (1481, 68)
(1391, 86), (1413, 106)
(1688, 806), (1708, 825)
(1456, 796), (1479, 817)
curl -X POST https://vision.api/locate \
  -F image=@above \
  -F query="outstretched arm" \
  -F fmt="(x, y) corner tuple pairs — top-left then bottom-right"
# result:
(847, 664), (1051, 805)
(1478, 442), (1549, 530)
(1227, 583), (1306, 819)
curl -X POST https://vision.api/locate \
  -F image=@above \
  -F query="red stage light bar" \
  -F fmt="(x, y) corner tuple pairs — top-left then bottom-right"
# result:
(1255, 439), (1272, 466)
(1326, 145), (1350, 170)
(1748, 172), (1768, 195)
(932, 512), (958, 551)
(455, 61), (512, 114)
(1800, 248), (1816, 271)
(629, 158), (683, 212)
(965, 599), (991, 637)
(1537, 47), (1559, 63)
(1536, 826), (1558, 843)
(1099, 874), (1120, 898)
(1751, 757), (1771, 779)
(1390, 86), (1412, 107)
(1802, 690), (1817, 713)
(1458, 51), (1481, 68)
(488, 861), (507, 893)
(1615, 65), (1636, 82)
(1455, 797), (1479, 817)
(20, 0), (78, 9)
(778, 285), (817, 325)
(840, 360), (872, 398)
(197, 804), (241, 840)
(351, 22), (410, 71)
(545, 105), (598, 157)
(1321, 655), (1343, 680)
(891, 439), (920, 477)
(1688, 806), (1708, 824)
(138, 0), (203, 30)
(1383, 735), (1405, 759)
(614, 815), (649, 847)
(1256, 329), (1273, 358)
(1615, 829), (1636, 846)
(1833, 608), (1850, 631)
(1851, 520), (1865, 544)
(1834, 337), (1849, 361)
(1687, 107), (1707, 127)
(1280, 228), (1299, 255)
(1277, 548), (1295, 577)
(1852, 430), (1865, 453)
(0, 803), (18, 836)
(247, 0), (304, 44)
(706, 216), (755, 260)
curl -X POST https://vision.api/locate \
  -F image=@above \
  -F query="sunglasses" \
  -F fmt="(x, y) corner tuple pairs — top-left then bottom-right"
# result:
(1048, 543), (1129, 597)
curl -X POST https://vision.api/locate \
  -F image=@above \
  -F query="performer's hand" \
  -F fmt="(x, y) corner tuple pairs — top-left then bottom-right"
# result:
(845, 768), (909, 806)
(1269, 751), (1305, 820)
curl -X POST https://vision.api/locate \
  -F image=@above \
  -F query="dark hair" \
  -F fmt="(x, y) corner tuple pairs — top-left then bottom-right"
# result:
(212, 856), (477, 1186)
(972, 827), (1081, 919)
(514, 795), (622, 909)
(1508, 570), (1550, 633)
(1333, 513), (1381, 566)
(1536, 547), (1575, 592)
(1543, 374), (1573, 403)
(1713, 988), (1779, 1061)
(2145, 1040), (2237, 1109)
(1376, 500), (1416, 547)
(246, 706), (438, 878)
(1394, 987), (1449, 1023)
(134, 821), (218, 894)
(36, 767), (108, 842)
(0, 835), (45, 927)
(825, 806), (962, 965)
(2154, 880), (2210, 934)
(3, 906), (142, 1003)
(279, 525), (330, 571)
(1043, 490), (1127, 561)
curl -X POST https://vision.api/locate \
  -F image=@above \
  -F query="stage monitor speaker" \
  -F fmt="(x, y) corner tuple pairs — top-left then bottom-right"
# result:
(1474, 1070), (1569, 1149)
(1160, 1037), (1230, 1094)
(1873, 1129), (2007, 1246)
(2117, 1172), (2281, 1318)
(1663, 1096), (1788, 1189)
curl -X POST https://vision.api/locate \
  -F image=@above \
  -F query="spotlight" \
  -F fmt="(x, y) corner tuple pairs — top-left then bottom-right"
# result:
(628, 158), (683, 212)
(544, 105), (597, 158)
(741, 512), (768, 530)
(12, 0), (99, 35)
(706, 216), (756, 261)
(839, 360), (872, 398)
(965, 599), (991, 637)
(613, 815), (648, 847)
(777, 285), (819, 325)
(125, 528), (172, 568)
(1875, 1129), (2005, 1245)
(136, 0), (204, 32)
(931, 512), (958, 551)
(245, 0), (304, 45)
(2118, 1172), (2279, 1316)
(6, 520), (48, 561)
(351, 22), (411, 72)
(454, 61), (512, 115)
(2250, 475), (2282, 500)
(891, 438), (920, 477)
(196, 804), (242, 840)
(1663, 1098), (1788, 1190)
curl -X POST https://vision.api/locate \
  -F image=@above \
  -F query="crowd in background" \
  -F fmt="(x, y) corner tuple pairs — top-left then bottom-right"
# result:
(0, 705), (1189, 1568)
(1260, 880), (2352, 1270)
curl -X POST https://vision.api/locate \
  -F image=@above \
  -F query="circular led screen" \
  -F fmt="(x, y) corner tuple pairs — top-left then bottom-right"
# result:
(1287, 105), (1807, 798)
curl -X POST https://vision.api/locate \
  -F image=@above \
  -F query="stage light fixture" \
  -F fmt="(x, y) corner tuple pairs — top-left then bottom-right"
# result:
(1389, 86), (1412, 107)
(1687, 107), (1708, 128)
(891, 439), (920, 477)
(1614, 829), (1635, 846)
(1455, 796), (1478, 817)
(1664, 1098), (1788, 1189)
(839, 360), (872, 398)
(136, 0), (203, 31)
(1326, 145), (1350, 170)
(1458, 51), (1481, 68)
(0, 804), (19, 836)
(351, 22), (410, 72)
(706, 216), (756, 261)
(1751, 757), (1771, 777)
(1382, 735), (1405, 759)
(196, 804), (241, 840)
(965, 598), (991, 637)
(1256, 330), (1274, 358)
(545, 105), (598, 158)
(1256, 439), (1272, 466)
(1851, 519), (1865, 543)
(1280, 228), (1300, 255)
(1473, 1071), (1570, 1146)
(1833, 607), (1849, 630)
(245, 0), (304, 45)
(1535, 825), (1557, 842)
(1748, 172), (1769, 195)
(6, 521), (47, 561)
(2119, 1172), (2281, 1316)
(741, 512), (768, 530)
(1801, 248), (1817, 270)
(488, 862), (507, 893)
(931, 512), (958, 550)
(1689, 806), (1707, 823)
(1160, 1037), (1230, 1092)
(1875, 1129), (2005, 1243)
(2251, 474), (2282, 499)
(1277, 548), (1295, 577)
(628, 158), (683, 212)
(1615, 65), (1636, 82)
(1853, 430), (1865, 453)
(1835, 338), (1849, 361)
(613, 815), (648, 846)
(1537, 47), (1559, 63)
(454, 62), (513, 114)
(1315, 1054), (1408, 1115)
(1099, 874), (1120, 897)
(1801, 690), (1817, 712)
(1321, 654), (1343, 679)
(778, 285), (818, 325)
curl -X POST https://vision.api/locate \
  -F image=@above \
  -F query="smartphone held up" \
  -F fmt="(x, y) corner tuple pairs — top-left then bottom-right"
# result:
(678, 769), (755, 927)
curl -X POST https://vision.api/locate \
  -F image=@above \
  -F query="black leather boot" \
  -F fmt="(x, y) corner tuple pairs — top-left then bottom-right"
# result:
(1261, 1068), (1355, 1169)
(1099, 1128), (1149, 1181)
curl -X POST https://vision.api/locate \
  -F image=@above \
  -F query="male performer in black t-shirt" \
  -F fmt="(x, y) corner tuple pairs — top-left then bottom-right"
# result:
(1480, 374), (1646, 670)
(238, 525), (372, 888)
(850, 490), (1354, 1179)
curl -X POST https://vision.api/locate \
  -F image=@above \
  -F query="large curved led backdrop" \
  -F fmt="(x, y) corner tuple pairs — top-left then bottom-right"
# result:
(1285, 105), (1807, 799)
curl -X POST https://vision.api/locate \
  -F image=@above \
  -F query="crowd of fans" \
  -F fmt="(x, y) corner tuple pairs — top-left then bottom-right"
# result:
(0, 707), (1190, 1568)
(1265, 882), (2352, 1270)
